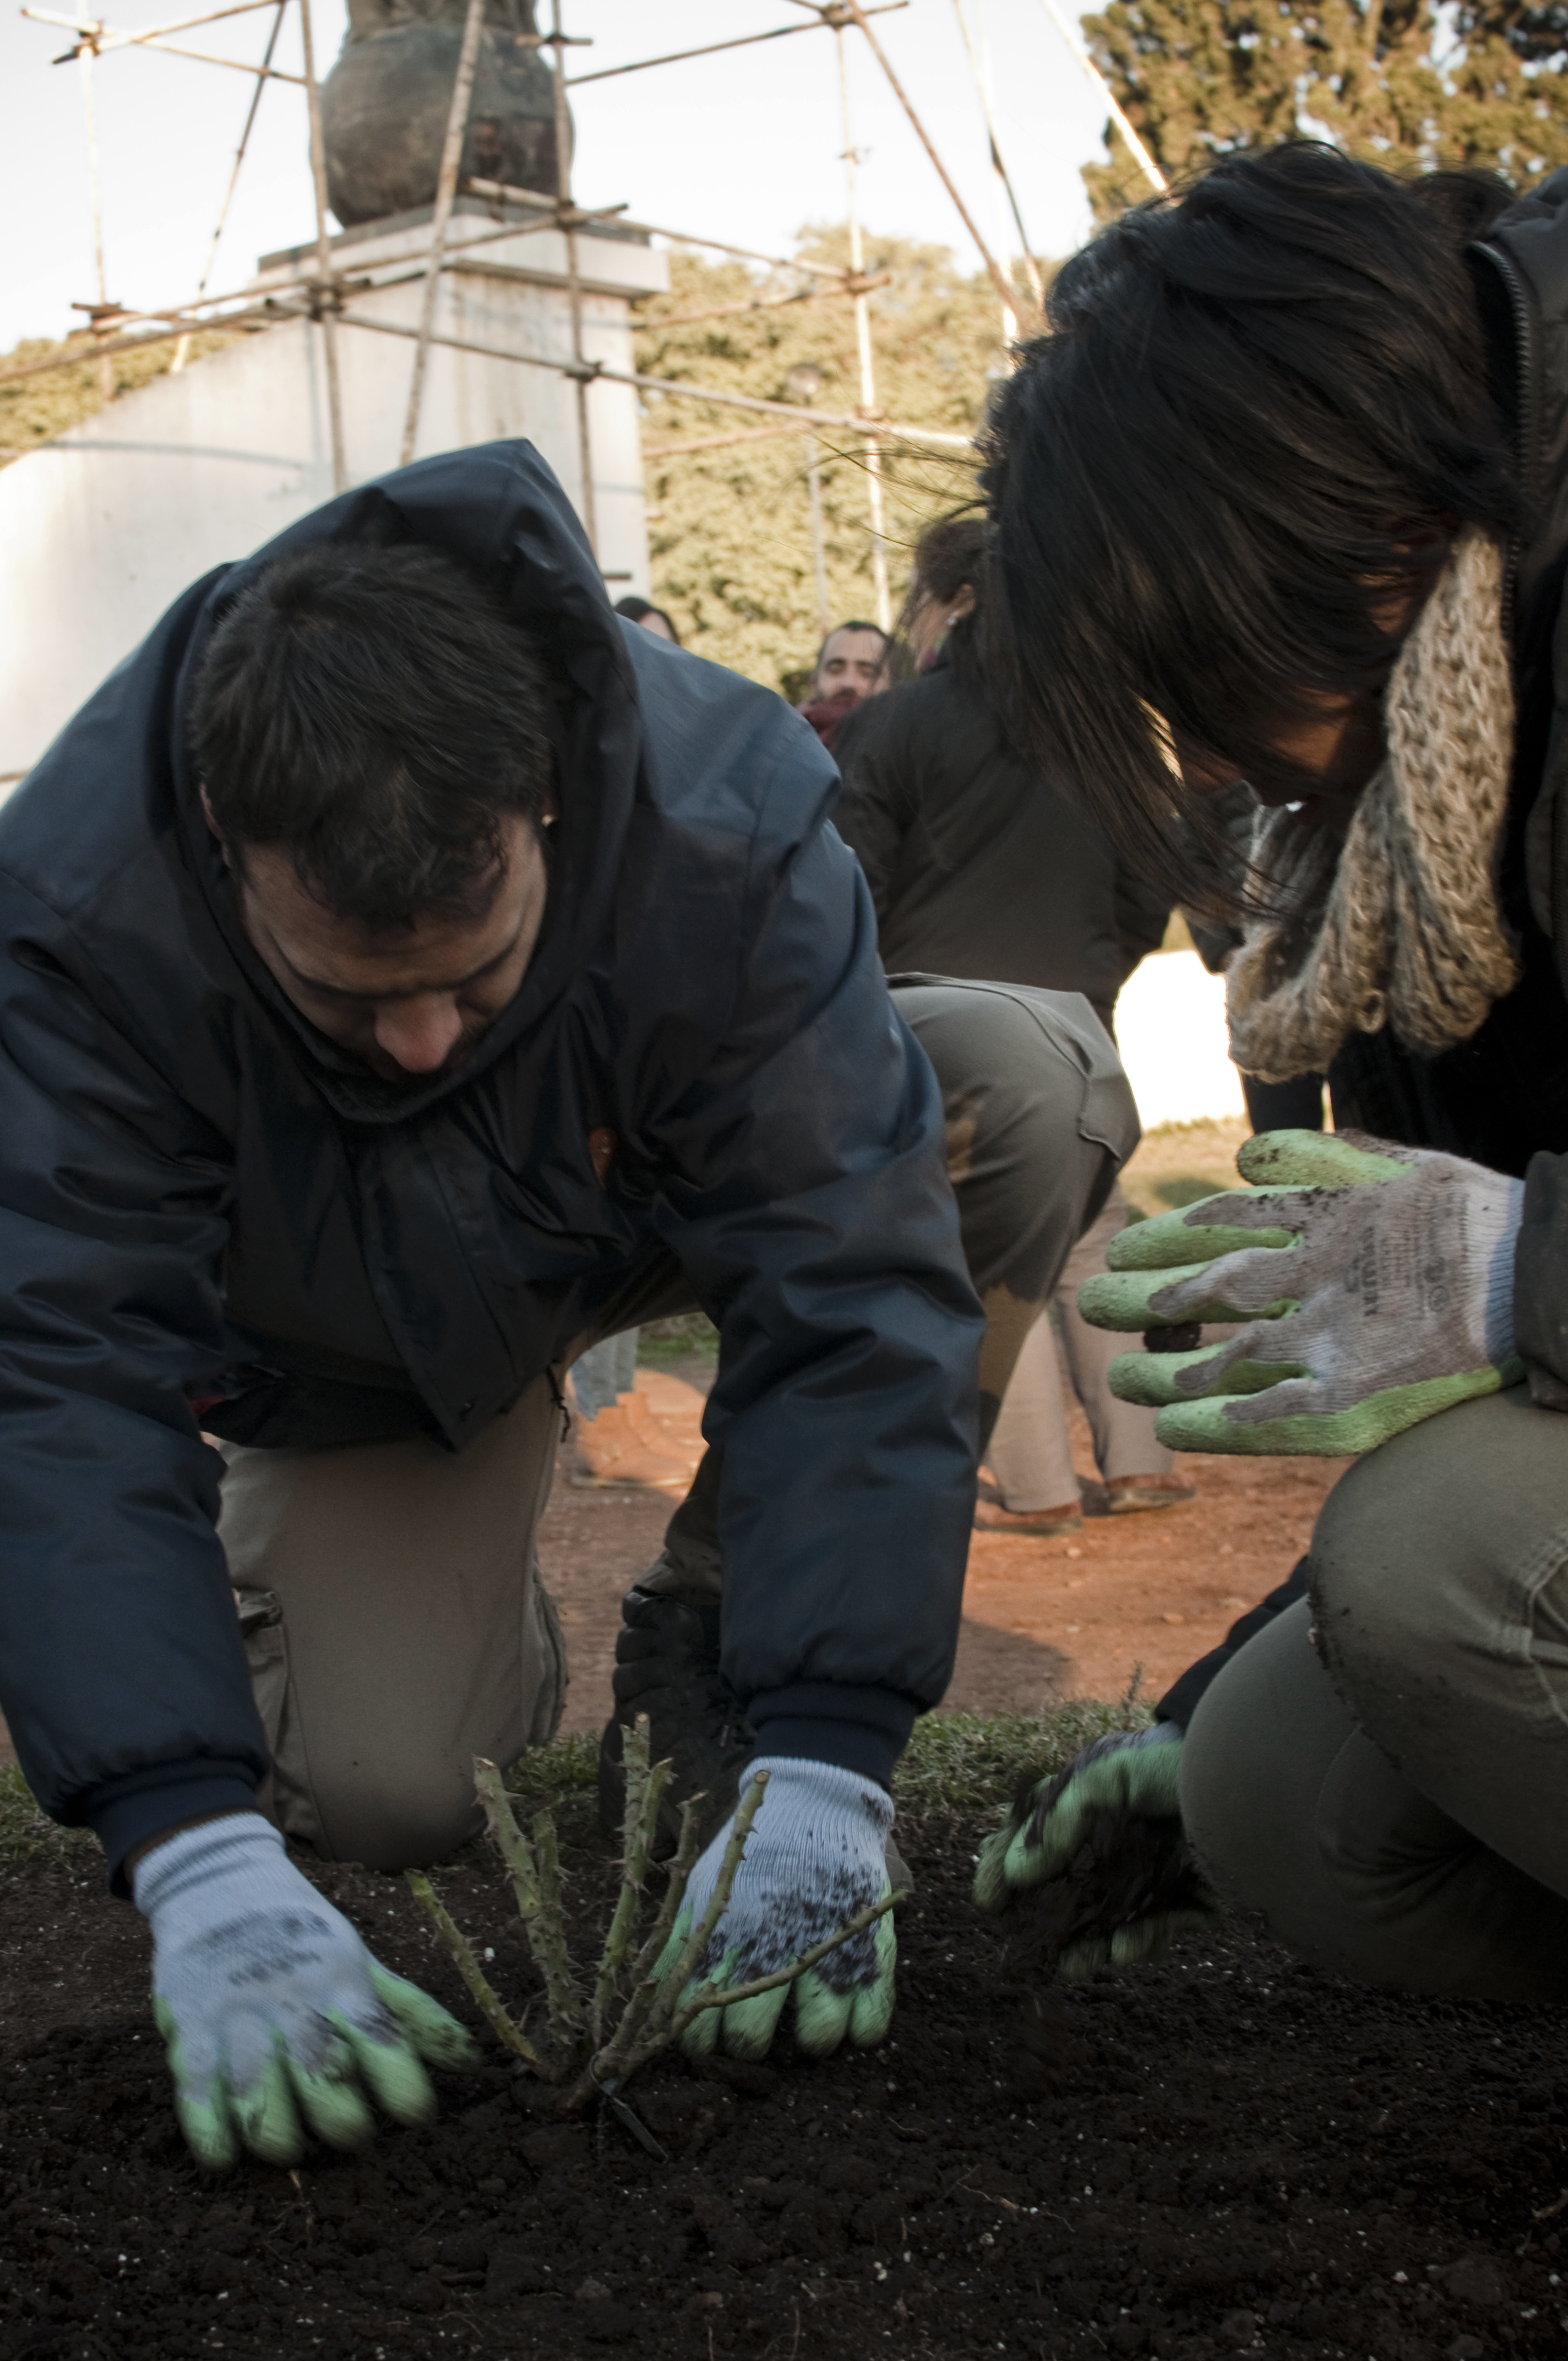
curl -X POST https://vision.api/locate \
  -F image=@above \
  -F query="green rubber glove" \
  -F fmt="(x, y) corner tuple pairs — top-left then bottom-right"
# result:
(1076, 1128), (1525, 1455)
(655, 1758), (896, 2061)
(973, 1725), (1218, 1976)
(134, 1814), (481, 2170)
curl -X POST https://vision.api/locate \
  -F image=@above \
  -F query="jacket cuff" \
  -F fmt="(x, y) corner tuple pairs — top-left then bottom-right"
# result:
(1516, 1152), (1568, 1410)
(744, 1682), (917, 1793)
(81, 1760), (260, 1899)
(1156, 1557), (1311, 1729)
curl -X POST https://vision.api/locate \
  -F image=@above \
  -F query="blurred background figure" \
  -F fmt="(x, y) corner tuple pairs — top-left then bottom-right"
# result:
(614, 594), (682, 645)
(834, 512), (1193, 1536)
(798, 617), (892, 752)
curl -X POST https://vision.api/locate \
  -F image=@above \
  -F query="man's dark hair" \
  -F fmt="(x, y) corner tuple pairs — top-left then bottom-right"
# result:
(813, 618), (889, 676)
(980, 142), (1522, 912)
(190, 541), (556, 929)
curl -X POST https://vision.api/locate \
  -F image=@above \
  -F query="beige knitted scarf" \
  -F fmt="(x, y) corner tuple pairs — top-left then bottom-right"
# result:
(1225, 526), (1519, 1085)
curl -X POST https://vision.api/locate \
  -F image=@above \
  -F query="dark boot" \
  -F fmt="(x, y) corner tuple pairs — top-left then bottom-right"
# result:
(597, 1577), (755, 1854)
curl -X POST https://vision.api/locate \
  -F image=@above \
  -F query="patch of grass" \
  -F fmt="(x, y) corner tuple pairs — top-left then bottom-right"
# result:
(895, 1695), (1153, 1823)
(636, 1313), (719, 1367)
(506, 1730), (604, 1853)
(0, 1766), (97, 1865)
(1120, 1116), (1250, 1223)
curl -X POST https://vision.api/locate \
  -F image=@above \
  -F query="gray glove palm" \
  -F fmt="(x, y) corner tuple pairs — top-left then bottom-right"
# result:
(1079, 1129), (1524, 1455)
(135, 1813), (480, 2169)
(658, 1758), (896, 2061)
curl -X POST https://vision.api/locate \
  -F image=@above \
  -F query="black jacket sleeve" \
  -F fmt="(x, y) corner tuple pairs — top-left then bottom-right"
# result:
(0, 869), (268, 1884)
(1516, 1149), (1568, 1410)
(827, 694), (919, 921)
(1112, 862), (1173, 977)
(646, 790), (984, 1788)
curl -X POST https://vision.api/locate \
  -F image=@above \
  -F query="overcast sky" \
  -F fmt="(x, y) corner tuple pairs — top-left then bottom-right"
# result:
(0, 0), (1114, 355)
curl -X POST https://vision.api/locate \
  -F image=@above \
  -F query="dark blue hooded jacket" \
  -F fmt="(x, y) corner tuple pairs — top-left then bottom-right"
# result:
(0, 441), (983, 1880)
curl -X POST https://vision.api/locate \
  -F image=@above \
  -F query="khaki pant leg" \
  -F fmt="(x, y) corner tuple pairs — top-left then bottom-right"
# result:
(1182, 1598), (1568, 2001)
(986, 1305), (1079, 1511)
(1053, 1186), (1173, 1484)
(220, 1378), (566, 1870)
(1309, 1383), (1568, 1902)
(891, 977), (1140, 1441)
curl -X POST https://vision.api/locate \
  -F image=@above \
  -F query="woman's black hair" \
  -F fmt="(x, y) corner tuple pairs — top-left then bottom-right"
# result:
(980, 142), (1522, 912)
(613, 592), (682, 648)
(901, 511), (992, 696)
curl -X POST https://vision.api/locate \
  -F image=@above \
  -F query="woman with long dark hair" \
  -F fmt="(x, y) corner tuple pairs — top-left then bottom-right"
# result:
(833, 511), (1184, 1535)
(974, 146), (1568, 1999)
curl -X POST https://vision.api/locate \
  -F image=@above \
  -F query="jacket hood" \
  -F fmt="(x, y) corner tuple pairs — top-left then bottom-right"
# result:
(166, 439), (645, 1126)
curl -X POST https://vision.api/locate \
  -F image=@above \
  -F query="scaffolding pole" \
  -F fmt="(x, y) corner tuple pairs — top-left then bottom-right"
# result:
(564, 2), (907, 87)
(297, 0), (346, 491)
(951, 0), (1043, 344)
(836, 26), (890, 632)
(1032, 0), (1167, 195)
(840, 0), (1019, 320)
(74, 34), (115, 401)
(540, 1), (595, 553)
(320, 308), (973, 448)
(27, 0), (285, 56)
(399, 0), (484, 466)
(172, 0), (287, 371)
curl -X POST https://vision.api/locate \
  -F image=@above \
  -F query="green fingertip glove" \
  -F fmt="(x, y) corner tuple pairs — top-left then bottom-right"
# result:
(974, 1725), (1218, 1977)
(135, 1814), (481, 2170)
(1077, 1128), (1525, 1457)
(654, 1758), (897, 2062)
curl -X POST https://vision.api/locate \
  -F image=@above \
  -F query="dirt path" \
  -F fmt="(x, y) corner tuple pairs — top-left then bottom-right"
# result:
(549, 1354), (1342, 1734)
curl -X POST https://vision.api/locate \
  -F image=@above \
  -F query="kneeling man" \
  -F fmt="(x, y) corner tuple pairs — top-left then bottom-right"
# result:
(0, 443), (1133, 2163)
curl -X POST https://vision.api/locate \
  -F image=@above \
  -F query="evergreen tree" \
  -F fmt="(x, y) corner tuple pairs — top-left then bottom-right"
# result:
(1080, 0), (1568, 222)
(635, 229), (1003, 693)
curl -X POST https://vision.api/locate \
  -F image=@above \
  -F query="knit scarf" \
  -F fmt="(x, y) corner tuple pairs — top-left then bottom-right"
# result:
(1225, 527), (1519, 1085)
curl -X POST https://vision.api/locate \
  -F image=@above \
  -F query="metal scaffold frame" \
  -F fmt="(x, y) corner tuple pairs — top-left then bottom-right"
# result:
(13, 0), (1137, 595)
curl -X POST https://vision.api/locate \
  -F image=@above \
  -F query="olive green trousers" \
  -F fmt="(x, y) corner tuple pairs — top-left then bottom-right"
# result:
(1182, 1385), (1568, 2002)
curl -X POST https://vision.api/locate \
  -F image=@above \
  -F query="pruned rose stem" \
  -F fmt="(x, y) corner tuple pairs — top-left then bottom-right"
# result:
(404, 1869), (543, 2069)
(411, 1735), (903, 2120)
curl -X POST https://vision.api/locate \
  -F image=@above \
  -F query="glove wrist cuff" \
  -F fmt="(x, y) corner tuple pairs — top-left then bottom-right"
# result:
(745, 1755), (895, 1836)
(132, 1809), (282, 1917)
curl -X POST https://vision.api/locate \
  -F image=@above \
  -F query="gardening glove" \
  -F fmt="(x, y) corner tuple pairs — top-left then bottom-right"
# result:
(134, 1813), (480, 2170)
(973, 1723), (1217, 1976)
(1077, 1128), (1524, 1456)
(657, 1758), (895, 2063)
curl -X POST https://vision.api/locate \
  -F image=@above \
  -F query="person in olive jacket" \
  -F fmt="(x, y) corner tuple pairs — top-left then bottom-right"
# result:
(0, 439), (1135, 2166)
(973, 147), (1568, 2004)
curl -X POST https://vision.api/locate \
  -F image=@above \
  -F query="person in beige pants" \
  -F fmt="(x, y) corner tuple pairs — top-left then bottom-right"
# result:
(978, 1186), (1192, 1535)
(220, 972), (1137, 1873)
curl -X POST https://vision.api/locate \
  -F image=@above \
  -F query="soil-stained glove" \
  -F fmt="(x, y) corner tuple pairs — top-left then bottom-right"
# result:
(658, 1758), (895, 2062)
(1077, 1129), (1525, 1456)
(134, 1814), (481, 2170)
(973, 1724), (1217, 1976)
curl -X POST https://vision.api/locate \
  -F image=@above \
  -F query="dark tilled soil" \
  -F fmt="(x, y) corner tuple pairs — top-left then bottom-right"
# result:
(3, 1814), (1566, 2361)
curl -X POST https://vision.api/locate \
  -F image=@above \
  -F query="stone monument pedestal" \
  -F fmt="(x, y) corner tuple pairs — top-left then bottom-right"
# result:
(0, 198), (665, 784)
